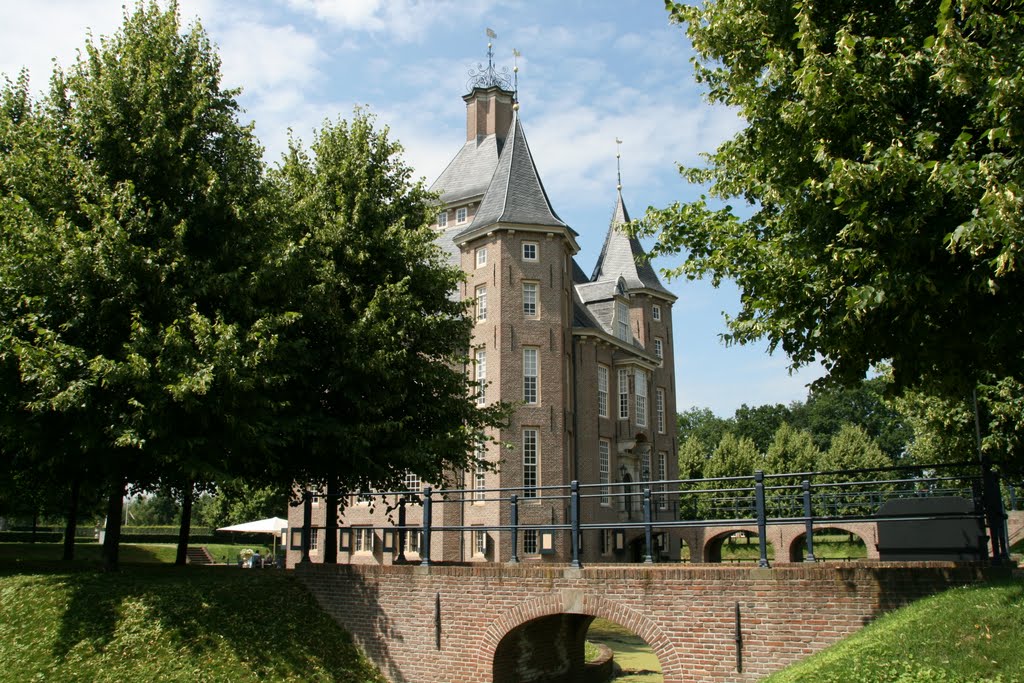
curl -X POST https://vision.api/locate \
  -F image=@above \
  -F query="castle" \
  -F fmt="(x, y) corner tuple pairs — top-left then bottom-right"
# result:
(286, 55), (679, 566)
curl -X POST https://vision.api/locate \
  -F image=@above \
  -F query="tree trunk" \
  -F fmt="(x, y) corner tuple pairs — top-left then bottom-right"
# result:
(62, 476), (81, 561)
(102, 478), (126, 572)
(324, 477), (339, 564)
(175, 483), (193, 566)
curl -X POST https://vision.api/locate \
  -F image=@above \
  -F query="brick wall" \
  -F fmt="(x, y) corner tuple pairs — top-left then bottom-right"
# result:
(296, 561), (1006, 683)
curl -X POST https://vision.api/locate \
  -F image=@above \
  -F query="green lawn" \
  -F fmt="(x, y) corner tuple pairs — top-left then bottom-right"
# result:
(764, 579), (1024, 683)
(586, 618), (662, 682)
(0, 542), (276, 566)
(0, 558), (385, 682)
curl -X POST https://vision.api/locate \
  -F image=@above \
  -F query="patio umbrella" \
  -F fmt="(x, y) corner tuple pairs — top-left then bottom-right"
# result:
(217, 516), (288, 561)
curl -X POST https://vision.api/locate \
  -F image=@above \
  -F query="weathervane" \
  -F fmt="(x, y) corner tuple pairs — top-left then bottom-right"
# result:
(616, 138), (623, 191)
(512, 48), (521, 109)
(467, 28), (514, 91)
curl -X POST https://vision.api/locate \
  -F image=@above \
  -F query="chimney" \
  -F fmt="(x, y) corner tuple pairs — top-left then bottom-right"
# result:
(464, 86), (514, 144)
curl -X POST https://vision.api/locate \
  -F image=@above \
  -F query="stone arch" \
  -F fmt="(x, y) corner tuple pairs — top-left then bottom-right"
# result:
(701, 526), (765, 563)
(483, 592), (678, 682)
(786, 524), (871, 562)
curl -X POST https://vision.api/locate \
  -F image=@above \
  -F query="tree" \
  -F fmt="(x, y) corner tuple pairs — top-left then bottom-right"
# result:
(765, 423), (821, 476)
(732, 403), (791, 454)
(816, 424), (893, 515)
(265, 112), (509, 542)
(643, 2), (1023, 420)
(677, 407), (732, 459)
(0, 2), (274, 570)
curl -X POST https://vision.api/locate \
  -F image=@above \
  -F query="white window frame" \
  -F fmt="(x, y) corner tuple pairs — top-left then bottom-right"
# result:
(656, 388), (666, 434)
(657, 451), (668, 510)
(618, 368), (629, 420)
(641, 450), (652, 481)
(523, 529), (538, 554)
(473, 529), (487, 557)
(456, 207), (468, 223)
(522, 281), (538, 318)
(523, 428), (538, 498)
(308, 528), (319, 553)
(523, 347), (538, 404)
(522, 241), (538, 261)
(597, 365), (609, 418)
(615, 300), (630, 341)
(475, 348), (486, 405)
(354, 527), (373, 554)
(475, 285), (487, 322)
(403, 471), (421, 493)
(475, 246), (487, 268)
(402, 529), (421, 555)
(438, 210), (448, 228)
(599, 439), (610, 506)
(652, 304), (661, 321)
(654, 337), (663, 359)
(635, 370), (648, 427)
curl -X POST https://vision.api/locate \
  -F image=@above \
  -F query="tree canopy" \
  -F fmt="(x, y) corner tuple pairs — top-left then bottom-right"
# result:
(643, 1), (1023, 405)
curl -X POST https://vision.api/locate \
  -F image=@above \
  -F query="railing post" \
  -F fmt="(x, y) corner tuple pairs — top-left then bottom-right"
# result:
(643, 487), (654, 564)
(300, 490), (312, 564)
(420, 486), (432, 567)
(754, 471), (769, 568)
(802, 480), (816, 563)
(981, 458), (1009, 564)
(570, 481), (582, 568)
(397, 496), (407, 563)
(509, 494), (520, 564)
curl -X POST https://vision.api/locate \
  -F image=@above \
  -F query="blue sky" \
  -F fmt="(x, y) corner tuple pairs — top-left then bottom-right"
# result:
(0, 0), (825, 416)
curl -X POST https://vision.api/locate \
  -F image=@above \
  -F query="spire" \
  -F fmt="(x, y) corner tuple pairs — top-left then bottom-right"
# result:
(456, 112), (572, 240)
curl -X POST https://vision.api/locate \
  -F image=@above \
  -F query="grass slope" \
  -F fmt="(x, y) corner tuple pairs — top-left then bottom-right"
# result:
(0, 563), (386, 683)
(764, 579), (1024, 683)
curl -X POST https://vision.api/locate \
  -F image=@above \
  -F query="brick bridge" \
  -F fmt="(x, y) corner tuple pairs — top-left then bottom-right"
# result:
(296, 559), (1015, 683)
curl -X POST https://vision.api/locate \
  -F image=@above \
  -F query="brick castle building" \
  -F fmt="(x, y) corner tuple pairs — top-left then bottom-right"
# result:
(286, 56), (679, 567)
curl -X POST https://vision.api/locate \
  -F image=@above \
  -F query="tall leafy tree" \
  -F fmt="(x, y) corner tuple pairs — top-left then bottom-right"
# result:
(644, 1), (1024, 454)
(0, 2), (274, 569)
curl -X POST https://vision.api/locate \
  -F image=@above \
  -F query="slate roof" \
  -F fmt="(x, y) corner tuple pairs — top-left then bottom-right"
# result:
(430, 134), (502, 205)
(456, 113), (572, 240)
(589, 191), (673, 298)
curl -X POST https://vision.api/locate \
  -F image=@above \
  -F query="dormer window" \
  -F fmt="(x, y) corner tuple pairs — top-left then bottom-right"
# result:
(438, 211), (448, 228)
(456, 207), (468, 223)
(615, 300), (630, 342)
(476, 247), (487, 268)
(652, 304), (661, 321)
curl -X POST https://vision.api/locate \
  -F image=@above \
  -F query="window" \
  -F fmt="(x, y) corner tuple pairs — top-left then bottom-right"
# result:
(523, 428), (538, 498)
(403, 471), (421, 493)
(523, 348), (538, 404)
(599, 440), (610, 505)
(615, 300), (630, 341)
(641, 451), (651, 481)
(652, 304), (661, 321)
(402, 530), (421, 555)
(618, 369), (629, 420)
(474, 465), (486, 501)
(601, 529), (613, 555)
(475, 285), (487, 322)
(438, 211), (448, 228)
(308, 528), (319, 552)
(522, 242), (537, 261)
(523, 529), (538, 554)
(523, 281), (538, 318)
(635, 370), (648, 427)
(656, 388), (666, 433)
(654, 337), (663, 359)
(311, 494), (320, 507)
(456, 207), (468, 223)
(597, 365), (609, 418)
(475, 348), (486, 405)
(657, 452), (668, 510)
(474, 529), (487, 556)
(354, 527), (374, 553)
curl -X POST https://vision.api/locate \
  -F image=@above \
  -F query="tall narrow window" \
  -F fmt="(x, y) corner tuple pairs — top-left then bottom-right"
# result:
(652, 304), (661, 321)
(474, 529), (487, 556)
(599, 439), (610, 505)
(309, 528), (319, 553)
(523, 348), (538, 404)
(618, 368), (629, 419)
(597, 365), (609, 418)
(475, 247), (487, 268)
(523, 529), (538, 554)
(654, 337), (663, 359)
(475, 348), (486, 405)
(523, 428), (538, 497)
(635, 370), (648, 427)
(657, 451), (668, 509)
(474, 443), (487, 501)
(616, 300), (630, 341)
(456, 207), (468, 223)
(438, 211), (448, 228)
(354, 527), (373, 553)
(656, 388), (666, 434)
(641, 451), (651, 481)
(524, 280), (540, 317)
(475, 285), (487, 322)
(403, 530), (421, 555)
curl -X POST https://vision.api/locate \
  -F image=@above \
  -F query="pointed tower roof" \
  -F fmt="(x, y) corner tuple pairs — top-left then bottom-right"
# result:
(590, 190), (674, 299)
(456, 113), (575, 244)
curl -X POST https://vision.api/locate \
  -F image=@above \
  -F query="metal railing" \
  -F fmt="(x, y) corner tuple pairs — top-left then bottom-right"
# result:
(294, 460), (1012, 568)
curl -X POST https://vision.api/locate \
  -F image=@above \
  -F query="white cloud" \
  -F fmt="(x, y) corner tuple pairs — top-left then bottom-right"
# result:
(281, 0), (494, 43)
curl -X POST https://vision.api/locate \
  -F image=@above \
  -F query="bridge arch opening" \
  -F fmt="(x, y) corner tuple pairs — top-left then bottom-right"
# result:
(704, 529), (774, 563)
(789, 526), (868, 562)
